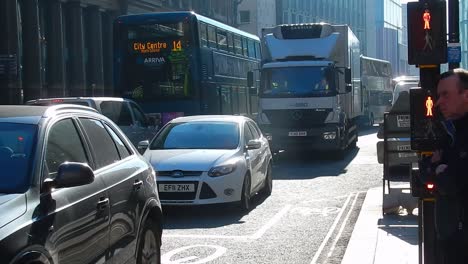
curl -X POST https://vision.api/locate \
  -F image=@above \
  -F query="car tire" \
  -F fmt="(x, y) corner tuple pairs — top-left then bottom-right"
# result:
(261, 163), (273, 197)
(136, 218), (161, 264)
(239, 173), (252, 212)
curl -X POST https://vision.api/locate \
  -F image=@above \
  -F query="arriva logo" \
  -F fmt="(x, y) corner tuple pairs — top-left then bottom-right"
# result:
(143, 57), (166, 65)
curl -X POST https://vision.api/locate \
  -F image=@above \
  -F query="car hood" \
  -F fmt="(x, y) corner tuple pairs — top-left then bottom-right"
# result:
(0, 193), (27, 229)
(145, 149), (238, 171)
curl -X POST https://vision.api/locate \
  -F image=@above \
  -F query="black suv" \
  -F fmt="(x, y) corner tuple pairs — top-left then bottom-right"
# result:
(0, 105), (162, 264)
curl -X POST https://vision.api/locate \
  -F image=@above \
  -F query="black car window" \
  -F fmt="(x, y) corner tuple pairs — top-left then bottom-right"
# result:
(46, 119), (88, 176)
(104, 123), (132, 159)
(244, 123), (254, 143)
(79, 118), (121, 169)
(151, 122), (239, 150)
(0, 123), (37, 193)
(130, 103), (148, 127)
(249, 121), (263, 137)
(247, 122), (260, 139)
(100, 101), (133, 126)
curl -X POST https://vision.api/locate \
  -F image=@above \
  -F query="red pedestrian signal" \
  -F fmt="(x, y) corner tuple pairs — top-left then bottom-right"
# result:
(423, 9), (431, 30)
(407, 1), (447, 65)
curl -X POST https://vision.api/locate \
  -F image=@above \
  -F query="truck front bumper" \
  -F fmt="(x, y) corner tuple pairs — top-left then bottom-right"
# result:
(260, 124), (343, 151)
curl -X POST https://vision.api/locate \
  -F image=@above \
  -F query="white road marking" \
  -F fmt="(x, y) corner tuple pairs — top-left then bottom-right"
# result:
(250, 205), (292, 240)
(161, 245), (227, 264)
(326, 192), (360, 259)
(310, 193), (353, 264)
(163, 205), (291, 240)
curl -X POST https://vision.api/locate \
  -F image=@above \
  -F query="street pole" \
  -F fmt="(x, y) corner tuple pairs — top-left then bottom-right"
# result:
(448, 0), (460, 69)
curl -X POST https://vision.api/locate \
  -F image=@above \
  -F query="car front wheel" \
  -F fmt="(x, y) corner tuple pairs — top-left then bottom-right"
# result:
(261, 163), (273, 197)
(239, 173), (252, 212)
(137, 218), (161, 264)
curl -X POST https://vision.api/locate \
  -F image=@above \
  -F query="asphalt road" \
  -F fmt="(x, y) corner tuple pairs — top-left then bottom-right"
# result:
(160, 126), (382, 264)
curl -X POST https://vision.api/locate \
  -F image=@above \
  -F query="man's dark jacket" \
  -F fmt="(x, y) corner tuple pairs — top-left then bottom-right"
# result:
(434, 113), (468, 241)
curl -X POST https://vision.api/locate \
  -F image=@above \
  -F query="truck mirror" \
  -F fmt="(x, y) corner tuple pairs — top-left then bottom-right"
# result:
(247, 71), (254, 87)
(345, 84), (352, 93)
(344, 68), (351, 85)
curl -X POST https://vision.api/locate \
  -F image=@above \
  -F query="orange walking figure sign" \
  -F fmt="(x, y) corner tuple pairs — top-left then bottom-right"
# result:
(423, 9), (431, 30)
(425, 96), (433, 117)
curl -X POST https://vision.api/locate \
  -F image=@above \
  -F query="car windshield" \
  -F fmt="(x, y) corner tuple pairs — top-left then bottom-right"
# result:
(393, 82), (418, 105)
(150, 121), (239, 150)
(261, 66), (336, 97)
(0, 123), (37, 193)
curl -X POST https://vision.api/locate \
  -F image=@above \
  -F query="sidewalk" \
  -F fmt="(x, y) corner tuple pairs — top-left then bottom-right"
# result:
(342, 187), (419, 264)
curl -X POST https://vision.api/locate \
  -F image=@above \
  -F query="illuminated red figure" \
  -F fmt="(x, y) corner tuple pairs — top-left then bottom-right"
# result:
(426, 96), (434, 117)
(423, 9), (431, 30)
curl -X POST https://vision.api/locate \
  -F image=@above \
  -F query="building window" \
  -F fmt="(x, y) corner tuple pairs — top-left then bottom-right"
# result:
(239, 10), (250, 24)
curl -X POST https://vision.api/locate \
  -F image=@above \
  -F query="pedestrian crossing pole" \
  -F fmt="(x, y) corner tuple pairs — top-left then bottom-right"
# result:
(407, 0), (448, 263)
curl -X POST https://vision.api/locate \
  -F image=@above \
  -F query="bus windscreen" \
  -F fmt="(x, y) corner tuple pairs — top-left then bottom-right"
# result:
(118, 21), (193, 100)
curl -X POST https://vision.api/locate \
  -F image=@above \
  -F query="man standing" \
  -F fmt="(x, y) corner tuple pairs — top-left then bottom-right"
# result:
(432, 68), (468, 263)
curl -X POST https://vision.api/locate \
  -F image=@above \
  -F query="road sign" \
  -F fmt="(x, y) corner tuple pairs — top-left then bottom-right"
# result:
(447, 42), (461, 63)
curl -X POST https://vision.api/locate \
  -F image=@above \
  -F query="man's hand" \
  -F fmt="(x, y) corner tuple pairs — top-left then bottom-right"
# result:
(435, 164), (448, 175)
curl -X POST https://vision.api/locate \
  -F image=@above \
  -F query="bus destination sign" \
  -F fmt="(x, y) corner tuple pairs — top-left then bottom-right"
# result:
(132, 40), (182, 54)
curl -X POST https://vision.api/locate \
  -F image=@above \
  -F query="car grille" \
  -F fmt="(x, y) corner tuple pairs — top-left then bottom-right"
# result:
(263, 109), (332, 128)
(157, 171), (203, 177)
(158, 181), (199, 200)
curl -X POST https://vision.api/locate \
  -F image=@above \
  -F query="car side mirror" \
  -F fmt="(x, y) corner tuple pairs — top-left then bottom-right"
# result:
(44, 162), (94, 190)
(138, 140), (150, 152)
(246, 139), (261, 150)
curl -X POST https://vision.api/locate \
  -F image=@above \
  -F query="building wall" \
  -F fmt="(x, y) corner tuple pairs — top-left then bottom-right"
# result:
(0, 0), (237, 104)
(238, 0), (276, 37)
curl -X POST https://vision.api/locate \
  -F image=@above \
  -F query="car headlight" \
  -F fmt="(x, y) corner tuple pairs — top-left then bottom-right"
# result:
(208, 164), (237, 177)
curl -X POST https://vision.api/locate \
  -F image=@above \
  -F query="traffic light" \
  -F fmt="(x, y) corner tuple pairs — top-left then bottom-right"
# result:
(410, 87), (445, 151)
(407, 1), (447, 65)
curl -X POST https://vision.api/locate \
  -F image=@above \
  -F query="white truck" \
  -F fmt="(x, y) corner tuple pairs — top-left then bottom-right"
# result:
(257, 23), (362, 155)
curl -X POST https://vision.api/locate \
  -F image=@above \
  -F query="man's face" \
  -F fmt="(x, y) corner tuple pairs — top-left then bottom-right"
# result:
(436, 75), (468, 120)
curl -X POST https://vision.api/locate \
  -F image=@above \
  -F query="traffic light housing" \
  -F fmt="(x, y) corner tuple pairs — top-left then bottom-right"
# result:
(407, 1), (447, 65)
(410, 88), (445, 151)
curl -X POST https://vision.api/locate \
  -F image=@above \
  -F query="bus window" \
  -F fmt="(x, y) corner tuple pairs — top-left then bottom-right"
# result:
(207, 25), (216, 48)
(255, 42), (261, 59)
(227, 32), (234, 53)
(220, 85), (233, 114)
(248, 40), (255, 58)
(238, 86), (248, 115)
(242, 37), (248, 57)
(199, 22), (207, 47)
(234, 35), (242, 55)
(217, 29), (228, 52)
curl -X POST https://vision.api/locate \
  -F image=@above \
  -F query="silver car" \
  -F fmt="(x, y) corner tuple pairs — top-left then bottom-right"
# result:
(140, 115), (273, 211)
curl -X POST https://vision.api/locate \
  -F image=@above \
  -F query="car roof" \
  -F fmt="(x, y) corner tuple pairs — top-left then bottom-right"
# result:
(26, 97), (133, 103)
(0, 105), (99, 125)
(170, 115), (251, 124)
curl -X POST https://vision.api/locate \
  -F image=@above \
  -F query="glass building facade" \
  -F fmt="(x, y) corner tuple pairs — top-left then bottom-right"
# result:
(460, 0), (468, 69)
(370, 0), (403, 76)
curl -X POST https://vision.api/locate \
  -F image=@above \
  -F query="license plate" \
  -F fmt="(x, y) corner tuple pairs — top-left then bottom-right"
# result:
(159, 184), (195, 192)
(288, 131), (307, 136)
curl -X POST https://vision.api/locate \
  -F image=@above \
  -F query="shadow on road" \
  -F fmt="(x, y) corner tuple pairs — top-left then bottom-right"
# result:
(272, 146), (360, 180)
(358, 124), (380, 136)
(162, 193), (270, 230)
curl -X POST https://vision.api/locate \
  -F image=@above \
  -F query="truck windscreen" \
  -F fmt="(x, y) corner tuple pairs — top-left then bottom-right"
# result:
(261, 66), (336, 97)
